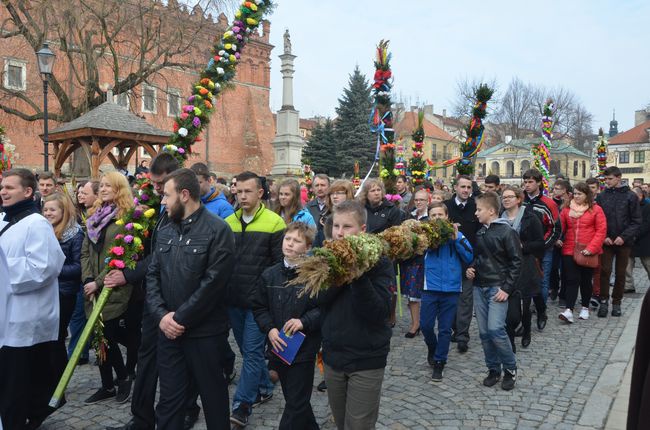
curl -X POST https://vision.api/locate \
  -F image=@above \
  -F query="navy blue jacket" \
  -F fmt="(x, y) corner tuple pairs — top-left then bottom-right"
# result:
(58, 226), (84, 297)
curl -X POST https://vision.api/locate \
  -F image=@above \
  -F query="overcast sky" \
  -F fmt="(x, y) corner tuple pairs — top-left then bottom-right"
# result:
(266, 0), (649, 133)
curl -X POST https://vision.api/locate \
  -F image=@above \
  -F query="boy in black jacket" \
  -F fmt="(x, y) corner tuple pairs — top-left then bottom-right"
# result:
(319, 200), (394, 430)
(252, 222), (321, 430)
(467, 192), (522, 391)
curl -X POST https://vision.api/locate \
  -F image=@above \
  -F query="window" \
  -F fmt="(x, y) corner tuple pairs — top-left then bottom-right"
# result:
(3, 59), (26, 91)
(582, 161), (587, 178)
(573, 160), (579, 177)
(634, 150), (645, 163)
(142, 85), (157, 113)
(114, 91), (130, 108)
(619, 151), (629, 164)
(490, 161), (500, 176)
(167, 88), (181, 117)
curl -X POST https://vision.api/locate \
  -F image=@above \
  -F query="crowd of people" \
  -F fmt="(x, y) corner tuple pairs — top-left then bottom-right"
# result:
(1, 155), (649, 430)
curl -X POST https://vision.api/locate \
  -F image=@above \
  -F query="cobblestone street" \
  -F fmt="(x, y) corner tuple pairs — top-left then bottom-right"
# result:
(42, 266), (648, 430)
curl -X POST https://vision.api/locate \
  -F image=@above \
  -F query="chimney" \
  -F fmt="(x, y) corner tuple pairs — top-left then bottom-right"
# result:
(442, 109), (447, 118)
(423, 104), (433, 116)
(505, 135), (513, 144)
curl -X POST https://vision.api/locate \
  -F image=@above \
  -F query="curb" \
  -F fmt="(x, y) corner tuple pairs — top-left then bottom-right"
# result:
(577, 298), (642, 428)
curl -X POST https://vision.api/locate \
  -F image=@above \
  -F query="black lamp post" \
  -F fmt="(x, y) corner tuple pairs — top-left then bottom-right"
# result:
(36, 43), (56, 171)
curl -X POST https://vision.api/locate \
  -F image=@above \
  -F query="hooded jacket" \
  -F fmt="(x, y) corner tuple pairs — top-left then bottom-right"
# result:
(596, 185), (642, 244)
(473, 219), (523, 295)
(202, 189), (235, 220)
(424, 232), (473, 293)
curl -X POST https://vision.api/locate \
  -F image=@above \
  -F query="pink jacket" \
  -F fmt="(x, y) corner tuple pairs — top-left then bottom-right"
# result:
(560, 204), (607, 256)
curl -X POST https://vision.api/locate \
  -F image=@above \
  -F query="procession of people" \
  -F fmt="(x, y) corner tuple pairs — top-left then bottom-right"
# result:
(1, 157), (650, 430)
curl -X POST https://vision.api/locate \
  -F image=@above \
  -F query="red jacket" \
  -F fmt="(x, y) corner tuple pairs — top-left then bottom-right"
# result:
(560, 204), (607, 256)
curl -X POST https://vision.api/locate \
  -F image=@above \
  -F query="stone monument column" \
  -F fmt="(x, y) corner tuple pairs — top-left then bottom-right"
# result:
(271, 29), (305, 175)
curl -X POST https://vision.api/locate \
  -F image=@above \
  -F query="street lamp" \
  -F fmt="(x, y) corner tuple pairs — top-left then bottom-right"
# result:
(36, 43), (56, 171)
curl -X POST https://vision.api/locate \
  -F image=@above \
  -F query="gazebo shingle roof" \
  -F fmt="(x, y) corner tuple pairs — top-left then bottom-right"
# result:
(50, 101), (171, 138)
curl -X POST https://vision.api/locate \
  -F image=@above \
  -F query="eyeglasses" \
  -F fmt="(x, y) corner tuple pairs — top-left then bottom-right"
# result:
(502, 195), (517, 200)
(230, 182), (237, 186)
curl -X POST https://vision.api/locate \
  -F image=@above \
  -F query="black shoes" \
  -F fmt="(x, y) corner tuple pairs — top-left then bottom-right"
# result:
(405, 328), (421, 338)
(612, 304), (622, 317)
(115, 378), (132, 404)
(252, 392), (273, 408)
(536, 312), (547, 330)
(483, 370), (501, 387)
(431, 361), (445, 382)
(230, 404), (251, 427)
(549, 289), (558, 301)
(502, 369), (517, 391)
(457, 342), (468, 354)
(598, 300), (609, 318)
(183, 409), (200, 430)
(317, 380), (327, 392)
(521, 330), (531, 348)
(85, 387), (116, 404)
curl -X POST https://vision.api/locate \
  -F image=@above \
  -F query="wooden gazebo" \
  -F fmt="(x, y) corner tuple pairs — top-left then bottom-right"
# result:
(47, 99), (171, 179)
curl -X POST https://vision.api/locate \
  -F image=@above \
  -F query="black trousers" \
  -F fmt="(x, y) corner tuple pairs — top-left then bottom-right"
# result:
(0, 342), (62, 429)
(505, 294), (534, 348)
(562, 255), (594, 310)
(130, 310), (159, 430)
(274, 360), (319, 430)
(124, 297), (144, 376)
(58, 293), (77, 342)
(99, 317), (128, 390)
(156, 333), (230, 430)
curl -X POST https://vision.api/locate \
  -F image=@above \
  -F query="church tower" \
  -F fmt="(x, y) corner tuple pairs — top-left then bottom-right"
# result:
(609, 109), (619, 137)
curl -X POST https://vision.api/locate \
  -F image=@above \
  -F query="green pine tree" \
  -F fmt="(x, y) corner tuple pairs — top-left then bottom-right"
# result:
(334, 67), (376, 177)
(302, 118), (338, 175)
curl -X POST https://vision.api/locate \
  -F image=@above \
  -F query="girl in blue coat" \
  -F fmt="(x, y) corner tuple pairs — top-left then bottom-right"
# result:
(422, 202), (473, 381)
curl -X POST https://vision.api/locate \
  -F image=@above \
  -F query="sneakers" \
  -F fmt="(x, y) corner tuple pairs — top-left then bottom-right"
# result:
(579, 308), (590, 320)
(115, 378), (132, 404)
(431, 361), (445, 382)
(559, 309), (574, 323)
(501, 369), (517, 391)
(252, 392), (273, 408)
(612, 304), (622, 317)
(598, 300), (609, 318)
(230, 404), (251, 427)
(84, 387), (116, 404)
(589, 297), (600, 310)
(483, 370), (501, 387)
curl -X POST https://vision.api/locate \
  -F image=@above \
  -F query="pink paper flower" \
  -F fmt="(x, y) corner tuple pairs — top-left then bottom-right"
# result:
(125, 223), (134, 231)
(111, 246), (125, 256)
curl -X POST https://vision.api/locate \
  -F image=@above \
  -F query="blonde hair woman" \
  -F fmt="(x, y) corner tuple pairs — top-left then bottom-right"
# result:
(81, 172), (134, 404)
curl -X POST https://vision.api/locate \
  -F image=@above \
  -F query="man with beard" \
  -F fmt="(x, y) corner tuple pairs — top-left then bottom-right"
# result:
(147, 168), (235, 429)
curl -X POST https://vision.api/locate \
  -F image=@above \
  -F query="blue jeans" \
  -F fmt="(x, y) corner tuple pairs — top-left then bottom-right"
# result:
(541, 248), (554, 303)
(473, 286), (517, 372)
(420, 292), (459, 362)
(228, 307), (274, 410)
(67, 289), (89, 360)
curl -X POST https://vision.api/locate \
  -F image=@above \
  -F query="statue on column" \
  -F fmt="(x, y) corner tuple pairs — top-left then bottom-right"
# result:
(283, 29), (292, 54)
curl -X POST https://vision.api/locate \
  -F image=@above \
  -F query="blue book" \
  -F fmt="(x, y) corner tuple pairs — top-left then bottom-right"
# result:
(271, 330), (306, 365)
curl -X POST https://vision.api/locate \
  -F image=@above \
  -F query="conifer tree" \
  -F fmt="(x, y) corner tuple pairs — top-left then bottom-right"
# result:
(302, 118), (338, 175)
(334, 67), (376, 177)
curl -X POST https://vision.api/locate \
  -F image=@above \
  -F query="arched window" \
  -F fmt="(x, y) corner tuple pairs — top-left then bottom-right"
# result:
(506, 160), (515, 178)
(490, 161), (500, 176)
(481, 163), (486, 177)
(520, 159), (531, 176)
(573, 160), (579, 177)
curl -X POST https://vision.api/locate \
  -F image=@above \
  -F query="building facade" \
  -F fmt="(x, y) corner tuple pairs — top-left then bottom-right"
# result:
(0, 3), (276, 177)
(607, 114), (650, 184)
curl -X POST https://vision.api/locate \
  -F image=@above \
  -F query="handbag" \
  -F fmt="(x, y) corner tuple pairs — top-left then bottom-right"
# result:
(572, 220), (598, 268)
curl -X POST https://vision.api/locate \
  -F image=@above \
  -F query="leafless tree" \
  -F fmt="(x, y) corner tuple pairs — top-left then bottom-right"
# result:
(450, 75), (499, 119)
(0, 0), (236, 123)
(493, 77), (538, 139)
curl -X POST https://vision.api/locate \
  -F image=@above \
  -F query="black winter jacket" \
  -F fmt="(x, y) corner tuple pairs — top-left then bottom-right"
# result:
(225, 205), (286, 309)
(319, 256), (394, 372)
(147, 206), (235, 338)
(596, 185), (642, 244)
(365, 200), (404, 234)
(503, 209), (545, 297)
(633, 201), (650, 257)
(58, 226), (84, 297)
(252, 262), (321, 364)
(445, 196), (481, 246)
(473, 220), (522, 295)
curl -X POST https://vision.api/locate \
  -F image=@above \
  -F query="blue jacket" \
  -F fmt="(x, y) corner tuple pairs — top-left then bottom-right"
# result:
(424, 231), (473, 293)
(292, 208), (316, 227)
(58, 225), (84, 297)
(202, 189), (234, 219)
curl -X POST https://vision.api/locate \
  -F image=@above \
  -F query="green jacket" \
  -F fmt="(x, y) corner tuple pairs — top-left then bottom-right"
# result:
(225, 204), (285, 308)
(81, 220), (133, 321)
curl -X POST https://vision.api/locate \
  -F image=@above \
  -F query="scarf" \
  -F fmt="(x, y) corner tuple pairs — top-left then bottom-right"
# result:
(569, 200), (589, 219)
(61, 223), (82, 243)
(1, 198), (38, 222)
(86, 203), (118, 244)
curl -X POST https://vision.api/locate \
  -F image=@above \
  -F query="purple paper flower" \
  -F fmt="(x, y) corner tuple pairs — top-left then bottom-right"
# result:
(236, 34), (243, 41)
(178, 148), (186, 154)
(125, 223), (134, 231)
(132, 254), (139, 260)
(140, 194), (149, 202)
(235, 52), (241, 59)
(133, 209), (143, 219)
(133, 197), (139, 205)
(233, 26), (240, 33)
(193, 117), (201, 127)
(124, 235), (134, 244)
(188, 95), (195, 103)
(184, 105), (194, 113)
